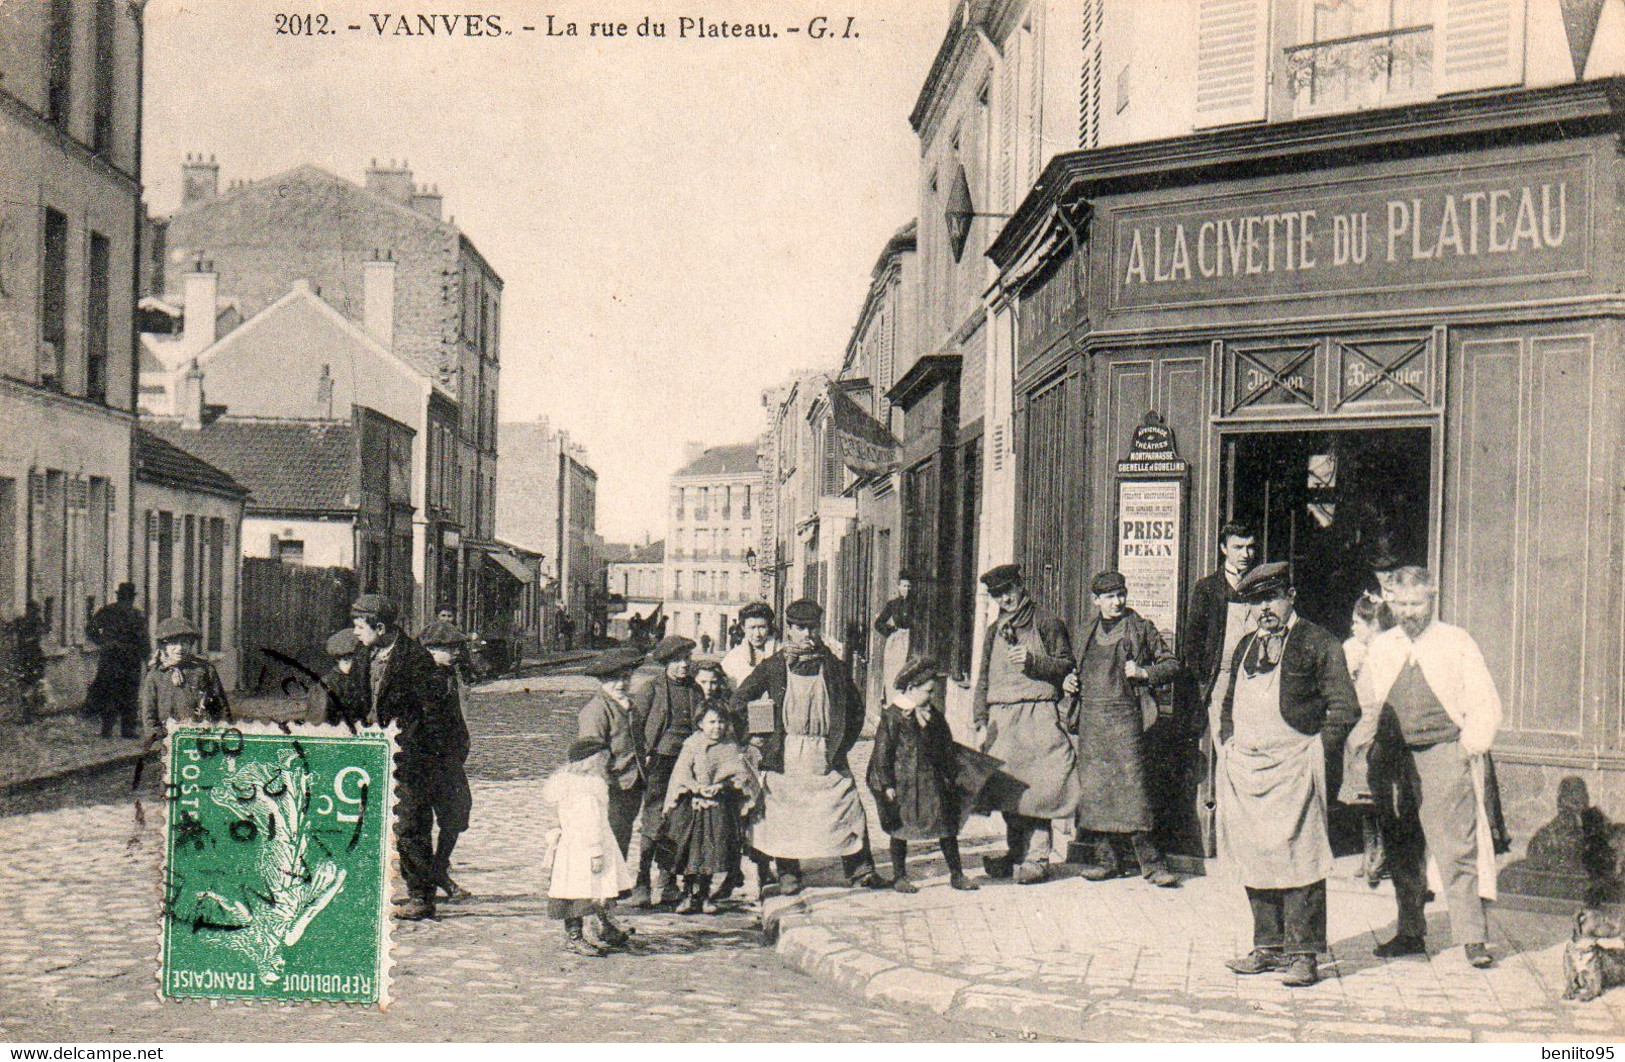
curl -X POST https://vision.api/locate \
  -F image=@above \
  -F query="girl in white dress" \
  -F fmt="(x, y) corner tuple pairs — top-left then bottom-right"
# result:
(543, 738), (637, 956)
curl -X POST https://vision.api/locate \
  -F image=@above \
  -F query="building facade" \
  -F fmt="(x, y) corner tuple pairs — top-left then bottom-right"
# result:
(496, 417), (601, 648)
(665, 444), (763, 649)
(604, 539), (664, 641)
(991, 0), (1625, 891)
(0, 0), (144, 704)
(155, 160), (500, 627)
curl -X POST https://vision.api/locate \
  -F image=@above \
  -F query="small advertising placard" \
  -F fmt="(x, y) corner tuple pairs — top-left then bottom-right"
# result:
(1115, 412), (1187, 648)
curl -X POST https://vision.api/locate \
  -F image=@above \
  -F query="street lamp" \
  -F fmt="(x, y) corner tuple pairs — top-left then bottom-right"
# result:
(745, 547), (758, 571)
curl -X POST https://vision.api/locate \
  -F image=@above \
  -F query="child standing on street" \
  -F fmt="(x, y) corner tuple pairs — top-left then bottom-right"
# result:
(543, 738), (636, 956)
(867, 655), (980, 894)
(659, 703), (760, 914)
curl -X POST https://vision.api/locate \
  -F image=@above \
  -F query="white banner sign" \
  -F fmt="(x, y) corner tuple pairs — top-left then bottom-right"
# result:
(1117, 479), (1183, 649)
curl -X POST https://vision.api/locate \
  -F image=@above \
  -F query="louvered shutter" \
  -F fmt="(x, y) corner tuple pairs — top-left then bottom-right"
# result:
(1000, 50), (1018, 211)
(1079, 0), (1103, 148)
(1439, 0), (1525, 94)
(1194, 0), (1270, 128)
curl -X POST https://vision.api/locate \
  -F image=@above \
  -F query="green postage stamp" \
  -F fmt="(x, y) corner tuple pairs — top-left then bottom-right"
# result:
(158, 724), (395, 1007)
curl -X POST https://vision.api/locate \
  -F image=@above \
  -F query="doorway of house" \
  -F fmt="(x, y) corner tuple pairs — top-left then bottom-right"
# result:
(1221, 426), (1432, 639)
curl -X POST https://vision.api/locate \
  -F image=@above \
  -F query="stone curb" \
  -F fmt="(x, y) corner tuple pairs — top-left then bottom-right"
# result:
(1, 749), (144, 799)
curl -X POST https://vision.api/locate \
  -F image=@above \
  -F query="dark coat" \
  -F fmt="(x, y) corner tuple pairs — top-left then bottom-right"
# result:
(971, 603), (1074, 727)
(731, 646), (863, 774)
(306, 664), (373, 727)
(87, 602), (148, 686)
(867, 704), (959, 840)
(577, 689), (646, 791)
(361, 633), (442, 778)
(1219, 619), (1359, 747)
(140, 656), (231, 733)
(633, 671), (698, 758)
(1182, 568), (1245, 700)
(420, 664), (472, 764)
(873, 596), (913, 638)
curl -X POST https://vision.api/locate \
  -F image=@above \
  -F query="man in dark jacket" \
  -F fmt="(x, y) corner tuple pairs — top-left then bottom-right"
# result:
(629, 634), (699, 906)
(973, 564), (1077, 885)
(352, 594), (443, 920)
(306, 628), (372, 726)
(1217, 563), (1358, 988)
(421, 620), (476, 903)
(733, 599), (884, 895)
(1182, 523), (1257, 737)
(86, 583), (148, 739)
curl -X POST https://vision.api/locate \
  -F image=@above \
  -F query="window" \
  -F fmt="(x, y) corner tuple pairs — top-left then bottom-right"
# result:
(720, 571), (731, 601)
(1287, 0), (1434, 117)
(92, 0), (116, 154)
(41, 208), (68, 388)
(86, 232), (110, 402)
(46, 0), (72, 127)
(86, 477), (109, 616)
(673, 570), (684, 599)
(742, 485), (752, 520)
(721, 485), (731, 521)
(182, 515), (196, 619)
(274, 538), (305, 565)
(696, 570), (708, 601)
(696, 487), (708, 522)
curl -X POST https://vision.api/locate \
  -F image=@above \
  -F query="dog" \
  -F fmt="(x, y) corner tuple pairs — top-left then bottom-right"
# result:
(1563, 908), (1625, 1002)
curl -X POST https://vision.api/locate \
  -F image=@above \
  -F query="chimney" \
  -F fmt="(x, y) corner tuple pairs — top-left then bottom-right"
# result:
(181, 153), (219, 207)
(363, 251), (396, 348)
(411, 182), (443, 219)
(683, 441), (705, 467)
(182, 260), (218, 354)
(179, 359), (205, 431)
(364, 158), (415, 206)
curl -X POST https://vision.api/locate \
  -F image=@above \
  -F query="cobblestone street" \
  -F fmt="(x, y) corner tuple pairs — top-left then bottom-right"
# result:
(0, 675), (995, 1042)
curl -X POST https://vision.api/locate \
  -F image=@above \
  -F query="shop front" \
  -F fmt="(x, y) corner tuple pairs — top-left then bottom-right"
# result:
(996, 82), (1624, 897)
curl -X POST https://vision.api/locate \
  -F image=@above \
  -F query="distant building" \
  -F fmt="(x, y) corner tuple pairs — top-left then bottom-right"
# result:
(132, 429), (247, 688)
(665, 443), (763, 648)
(152, 158), (501, 627)
(603, 539), (664, 640)
(497, 418), (601, 648)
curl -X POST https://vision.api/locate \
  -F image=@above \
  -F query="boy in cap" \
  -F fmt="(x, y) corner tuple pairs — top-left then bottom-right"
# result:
(1065, 571), (1183, 887)
(140, 616), (231, 742)
(629, 634), (699, 906)
(307, 628), (372, 726)
(733, 599), (885, 894)
(1217, 562), (1359, 987)
(577, 648), (649, 863)
(973, 563), (1077, 885)
(421, 620), (476, 903)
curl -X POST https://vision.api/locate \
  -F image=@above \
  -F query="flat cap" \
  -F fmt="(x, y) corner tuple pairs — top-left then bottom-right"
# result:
(349, 593), (398, 625)
(650, 635), (697, 663)
(419, 621), (467, 648)
(325, 629), (359, 657)
(1235, 561), (1293, 602)
(893, 653), (944, 693)
(568, 738), (608, 763)
(154, 616), (200, 642)
(784, 599), (824, 626)
(1090, 570), (1128, 595)
(583, 647), (644, 678)
(980, 563), (1023, 594)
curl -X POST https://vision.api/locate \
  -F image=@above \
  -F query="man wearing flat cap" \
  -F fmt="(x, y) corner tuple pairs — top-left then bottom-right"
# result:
(1217, 562), (1359, 987)
(973, 563), (1078, 885)
(306, 628), (372, 727)
(420, 620), (476, 903)
(1067, 571), (1183, 887)
(733, 598), (885, 894)
(577, 648), (649, 865)
(628, 634), (700, 905)
(352, 593), (443, 920)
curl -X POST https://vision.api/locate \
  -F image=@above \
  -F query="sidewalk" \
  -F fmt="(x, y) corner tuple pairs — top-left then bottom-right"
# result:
(763, 837), (1620, 1042)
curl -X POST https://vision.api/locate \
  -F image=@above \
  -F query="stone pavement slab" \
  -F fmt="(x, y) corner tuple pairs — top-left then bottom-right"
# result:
(767, 847), (1624, 1042)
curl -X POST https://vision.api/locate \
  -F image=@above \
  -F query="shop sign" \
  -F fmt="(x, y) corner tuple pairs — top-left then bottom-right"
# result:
(1116, 412), (1186, 646)
(1110, 153), (1591, 311)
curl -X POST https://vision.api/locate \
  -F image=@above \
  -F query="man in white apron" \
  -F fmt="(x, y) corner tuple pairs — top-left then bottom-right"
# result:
(1356, 565), (1503, 969)
(1217, 563), (1360, 987)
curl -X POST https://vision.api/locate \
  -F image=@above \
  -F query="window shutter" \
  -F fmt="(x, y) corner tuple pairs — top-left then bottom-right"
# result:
(1194, 0), (1270, 129)
(1000, 52), (1018, 210)
(1439, 0), (1525, 95)
(1079, 0), (1103, 149)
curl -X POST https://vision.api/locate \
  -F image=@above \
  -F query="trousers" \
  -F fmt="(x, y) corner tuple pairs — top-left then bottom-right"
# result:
(1005, 814), (1052, 864)
(606, 783), (643, 859)
(395, 777), (436, 901)
(1086, 830), (1166, 875)
(1390, 739), (1486, 945)
(1246, 880), (1326, 955)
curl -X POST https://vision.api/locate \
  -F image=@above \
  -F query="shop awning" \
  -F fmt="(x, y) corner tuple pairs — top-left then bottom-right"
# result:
(483, 550), (535, 584)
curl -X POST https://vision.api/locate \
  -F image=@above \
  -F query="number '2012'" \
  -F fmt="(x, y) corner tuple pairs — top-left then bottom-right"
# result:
(274, 13), (328, 35)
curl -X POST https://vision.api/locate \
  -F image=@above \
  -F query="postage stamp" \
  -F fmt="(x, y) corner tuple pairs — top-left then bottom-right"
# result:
(158, 723), (395, 1007)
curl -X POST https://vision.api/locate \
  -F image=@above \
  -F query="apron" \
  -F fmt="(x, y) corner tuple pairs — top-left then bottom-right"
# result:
(880, 629), (911, 700)
(1075, 621), (1152, 832)
(751, 670), (867, 859)
(1207, 601), (1253, 739)
(1217, 659), (1332, 889)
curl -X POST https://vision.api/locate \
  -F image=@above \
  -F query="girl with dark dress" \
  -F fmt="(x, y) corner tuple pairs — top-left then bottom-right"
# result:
(659, 703), (761, 914)
(867, 655), (980, 894)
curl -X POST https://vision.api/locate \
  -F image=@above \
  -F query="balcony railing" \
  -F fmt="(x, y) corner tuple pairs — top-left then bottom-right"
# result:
(1285, 24), (1433, 118)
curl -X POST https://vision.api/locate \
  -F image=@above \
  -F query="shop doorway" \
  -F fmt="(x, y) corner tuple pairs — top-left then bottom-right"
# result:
(1221, 427), (1432, 639)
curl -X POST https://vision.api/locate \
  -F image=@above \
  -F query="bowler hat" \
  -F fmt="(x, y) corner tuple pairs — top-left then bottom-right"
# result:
(325, 629), (359, 657)
(583, 647), (643, 678)
(650, 635), (696, 663)
(1090, 570), (1128, 595)
(154, 616), (200, 643)
(1235, 561), (1293, 602)
(419, 621), (467, 648)
(784, 599), (824, 627)
(568, 738), (608, 763)
(116, 582), (136, 601)
(980, 564), (1023, 594)
(349, 593), (398, 626)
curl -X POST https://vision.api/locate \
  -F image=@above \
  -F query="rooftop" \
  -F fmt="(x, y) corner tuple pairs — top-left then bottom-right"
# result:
(134, 428), (249, 500)
(674, 443), (760, 479)
(143, 417), (355, 515)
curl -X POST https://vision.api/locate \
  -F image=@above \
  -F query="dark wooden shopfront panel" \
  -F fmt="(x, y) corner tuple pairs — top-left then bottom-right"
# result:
(1020, 369), (1080, 625)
